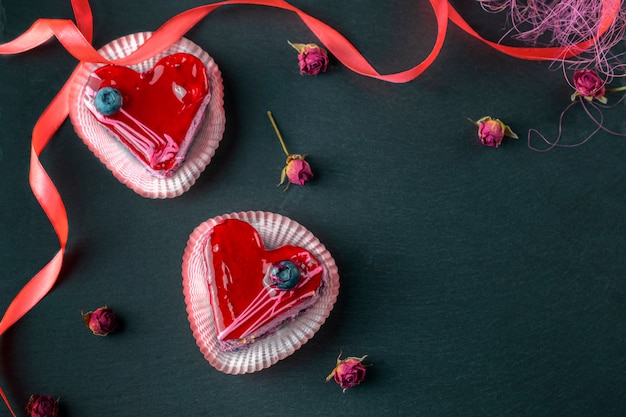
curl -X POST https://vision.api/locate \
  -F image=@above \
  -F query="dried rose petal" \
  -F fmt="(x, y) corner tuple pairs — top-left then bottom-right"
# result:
(326, 352), (369, 392)
(572, 69), (607, 103)
(470, 116), (518, 148)
(283, 155), (313, 187)
(25, 394), (58, 417)
(82, 306), (118, 336)
(288, 42), (329, 76)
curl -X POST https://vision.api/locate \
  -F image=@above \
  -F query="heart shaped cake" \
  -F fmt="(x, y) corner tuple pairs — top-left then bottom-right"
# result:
(83, 52), (211, 178)
(203, 219), (325, 351)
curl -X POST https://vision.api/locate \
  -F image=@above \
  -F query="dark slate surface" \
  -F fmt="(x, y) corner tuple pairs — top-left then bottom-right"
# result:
(0, 0), (625, 416)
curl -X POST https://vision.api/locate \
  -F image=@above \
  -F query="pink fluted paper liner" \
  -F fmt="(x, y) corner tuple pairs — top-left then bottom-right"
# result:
(68, 32), (225, 199)
(182, 211), (340, 374)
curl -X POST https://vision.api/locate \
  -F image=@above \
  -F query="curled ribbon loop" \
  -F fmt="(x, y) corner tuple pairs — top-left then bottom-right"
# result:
(0, 0), (619, 413)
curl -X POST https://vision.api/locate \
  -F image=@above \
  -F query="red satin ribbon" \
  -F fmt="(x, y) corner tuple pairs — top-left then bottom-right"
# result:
(0, 0), (619, 413)
(0, 0), (448, 80)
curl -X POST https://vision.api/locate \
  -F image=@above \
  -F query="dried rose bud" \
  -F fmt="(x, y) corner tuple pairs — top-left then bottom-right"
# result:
(25, 394), (58, 417)
(470, 116), (518, 148)
(283, 155), (313, 187)
(82, 306), (118, 336)
(571, 69), (607, 103)
(326, 353), (368, 392)
(267, 111), (314, 191)
(288, 41), (329, 76)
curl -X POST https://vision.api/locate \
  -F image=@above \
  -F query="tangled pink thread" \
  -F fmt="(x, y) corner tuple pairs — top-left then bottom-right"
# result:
(478, 0), (626, 78)
(528, 68), (626, 151)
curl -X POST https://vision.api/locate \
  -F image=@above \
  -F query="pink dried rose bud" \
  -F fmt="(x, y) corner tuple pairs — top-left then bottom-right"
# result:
(82, 306), (118, 336)
(288, 41), (329, 76)
(25, 394), (58, 417)
(283, 154), (313, 187)
(267, 111), (314, 190)
(470, 116), (518, 148)
(326, 353), (369, 392)
(571, 69), (607, 103)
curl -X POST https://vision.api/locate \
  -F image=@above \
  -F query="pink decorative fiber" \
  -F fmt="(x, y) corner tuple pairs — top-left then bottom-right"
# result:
(528, 69), (626, 151)
(478, 0), (626, 77)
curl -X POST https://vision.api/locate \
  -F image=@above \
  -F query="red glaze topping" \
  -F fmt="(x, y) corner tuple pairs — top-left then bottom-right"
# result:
(205, 219), (323, 341)
(85, 53), (210, 175)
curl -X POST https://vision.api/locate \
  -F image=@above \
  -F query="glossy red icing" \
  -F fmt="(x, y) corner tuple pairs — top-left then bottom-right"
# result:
(206, 219), (323, 342)
(85, 53), (210, 176)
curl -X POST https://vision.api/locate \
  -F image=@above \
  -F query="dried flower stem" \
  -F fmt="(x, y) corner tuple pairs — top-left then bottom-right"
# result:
(606, 85), (626, 93)
(267, 111), (290, 156)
